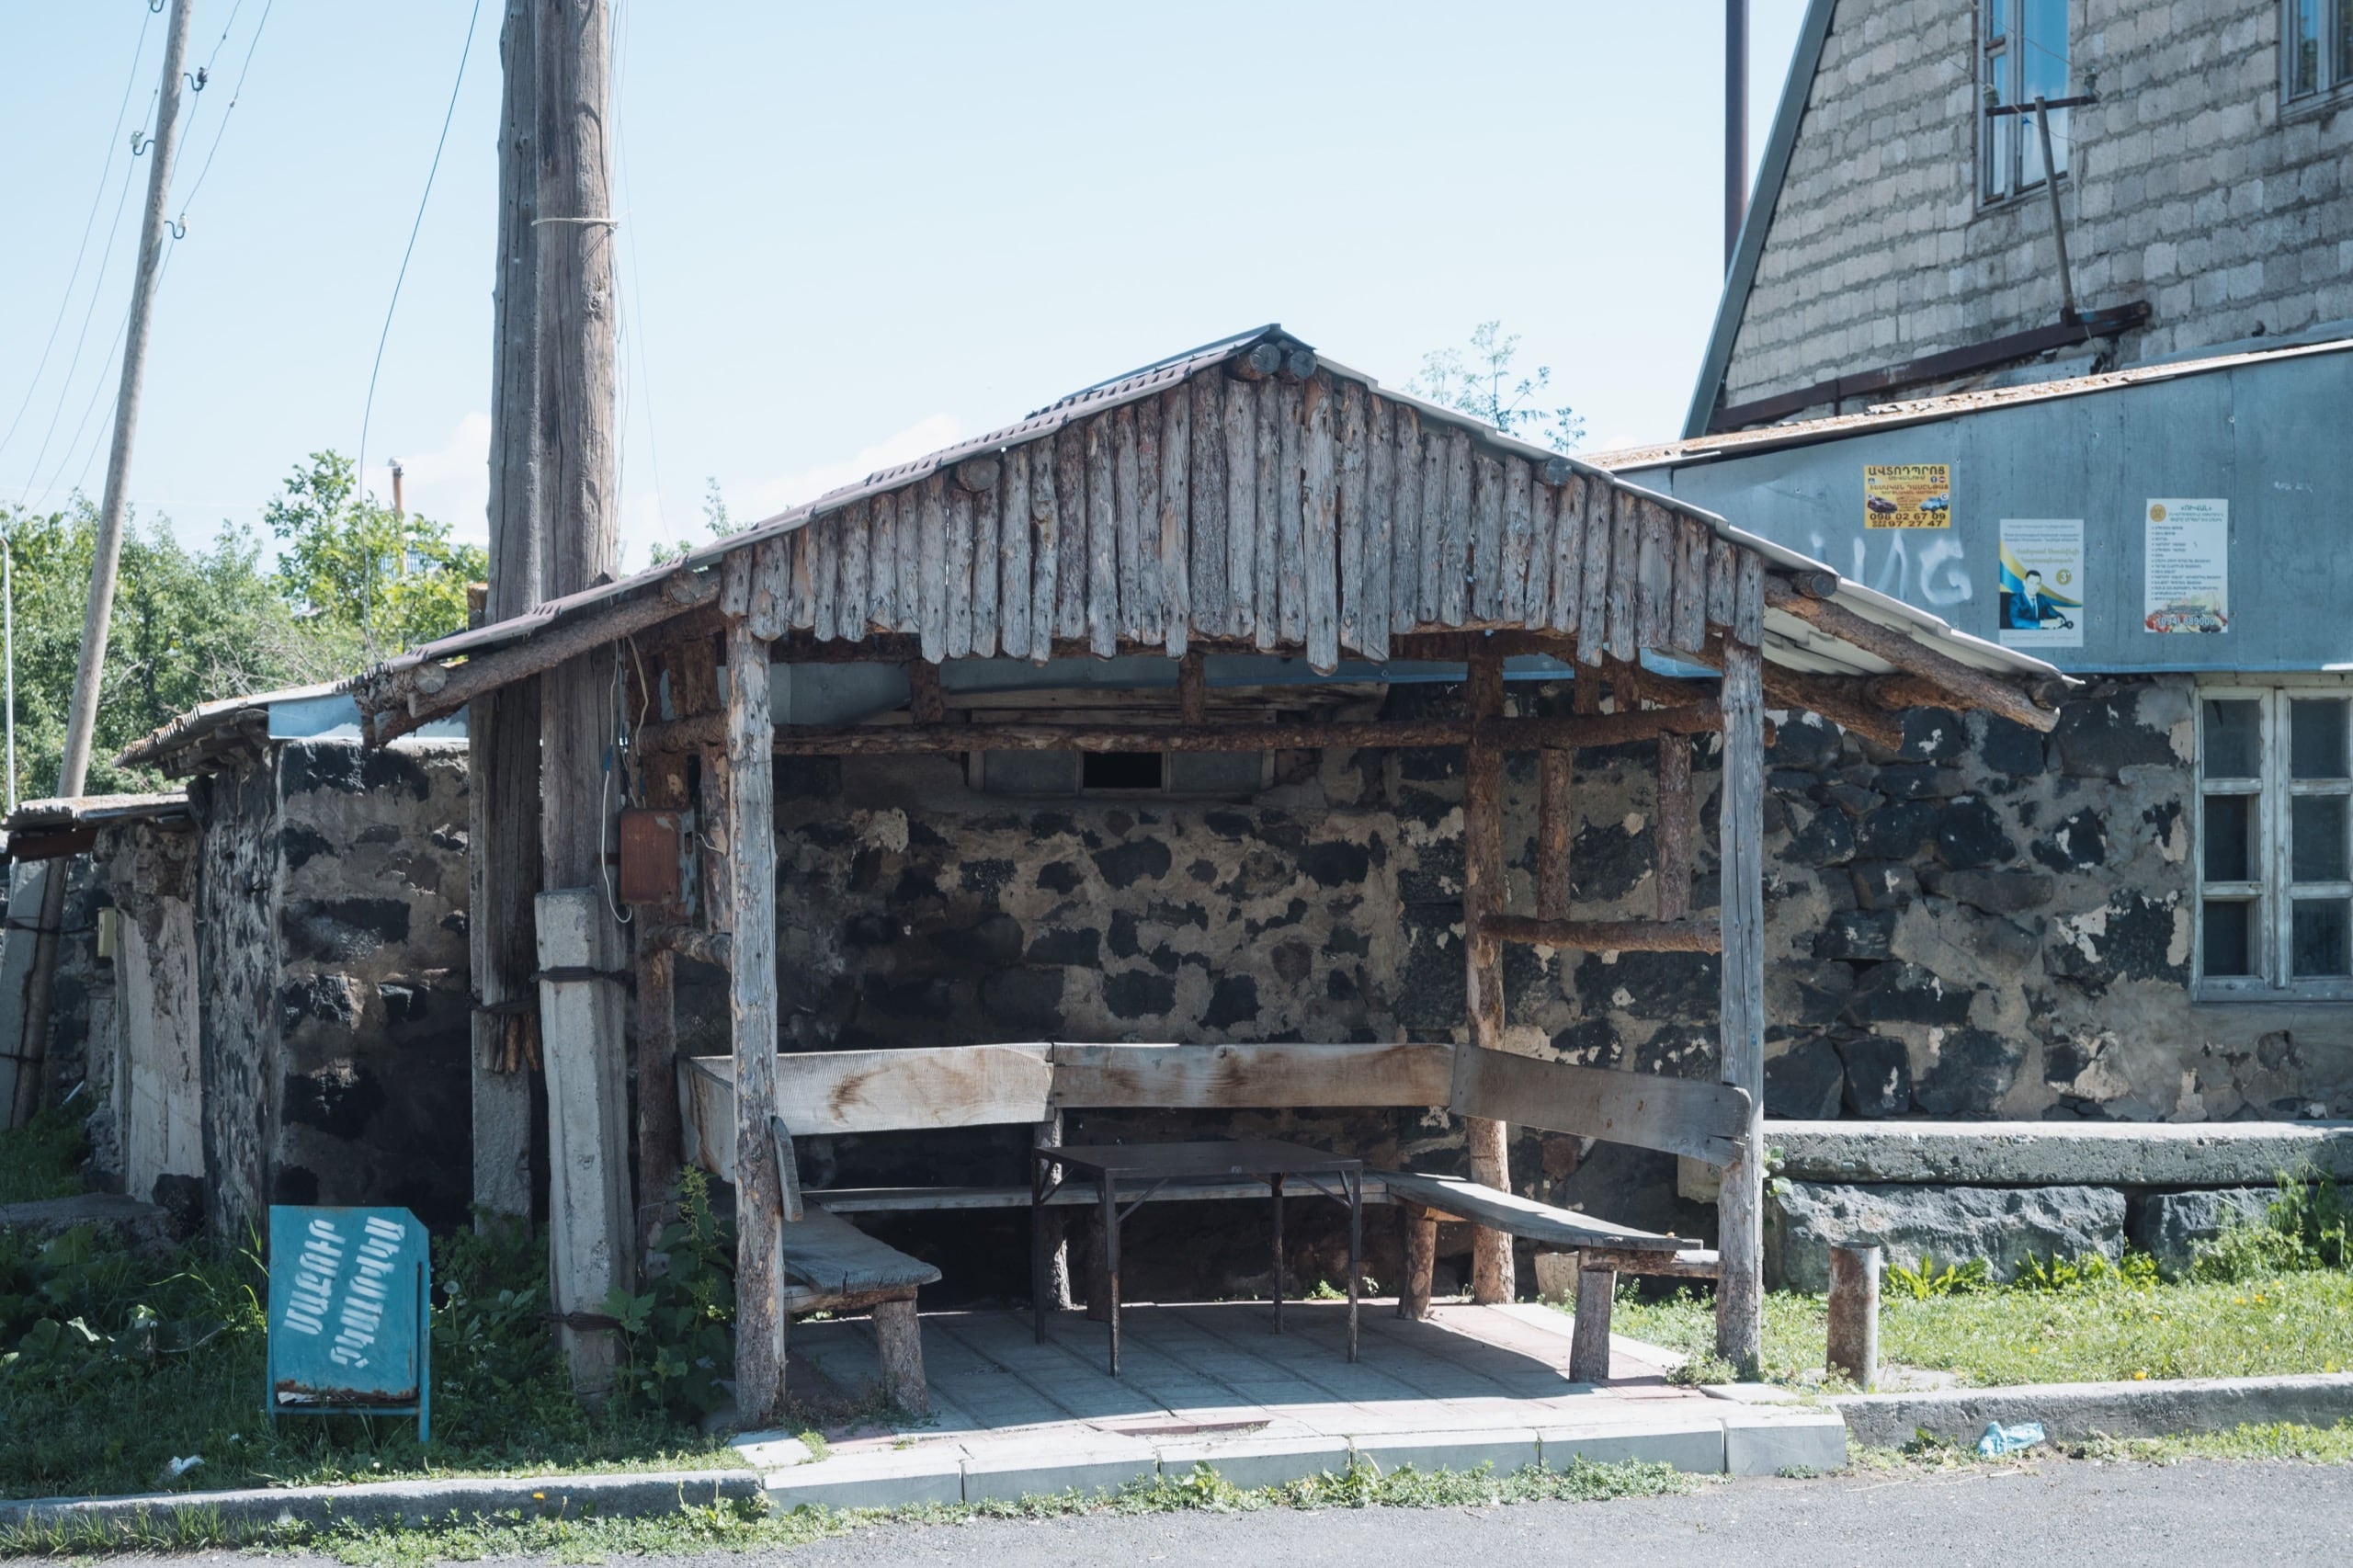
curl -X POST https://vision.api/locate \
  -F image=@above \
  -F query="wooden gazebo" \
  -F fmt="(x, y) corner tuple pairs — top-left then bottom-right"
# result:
(352, 325), (2065, 1424)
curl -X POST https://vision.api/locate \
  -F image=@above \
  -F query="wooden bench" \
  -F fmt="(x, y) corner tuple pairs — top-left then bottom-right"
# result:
(775, 1207), (940, 1415)
(1383, 1170), (1714, 1381)
(678, 1038), (1755, 1403)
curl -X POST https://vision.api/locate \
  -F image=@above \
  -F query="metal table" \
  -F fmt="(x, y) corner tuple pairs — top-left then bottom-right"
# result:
(1029, 1138), (1364, 1375)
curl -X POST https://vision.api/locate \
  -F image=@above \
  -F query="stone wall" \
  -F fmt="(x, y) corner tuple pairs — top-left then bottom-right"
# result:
(712, 670), (2352, 1298)
(188, 738), (473, 1239)
(93, 821), (201, 1221)
(1722, 0), (2353, 416)
(1757, 675), (2351, 1125)
(745, 682), (1731, 1300)
(271, 740), (473, 1229)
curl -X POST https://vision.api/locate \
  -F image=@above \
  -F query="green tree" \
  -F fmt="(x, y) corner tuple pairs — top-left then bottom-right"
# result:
(648, 476), (737, 567)
(1410, 321), (1586, 452)
(0, 500), (354, 800)
(262, 450), (486, 657)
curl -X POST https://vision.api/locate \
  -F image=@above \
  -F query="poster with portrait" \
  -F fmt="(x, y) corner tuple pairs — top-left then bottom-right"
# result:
(1863, 464), (1952, 528)
(2143, 499), (2229, 634)
(1997, 519), (2084, 648)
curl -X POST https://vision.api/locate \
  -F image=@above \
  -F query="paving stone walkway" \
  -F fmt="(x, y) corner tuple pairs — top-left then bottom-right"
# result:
(741, 1299), (1844, 1506)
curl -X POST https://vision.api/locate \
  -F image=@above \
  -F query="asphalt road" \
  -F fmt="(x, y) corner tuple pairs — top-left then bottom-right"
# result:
(148, 1459), (2353, 1566)
(729, 1460), (2350, 1568)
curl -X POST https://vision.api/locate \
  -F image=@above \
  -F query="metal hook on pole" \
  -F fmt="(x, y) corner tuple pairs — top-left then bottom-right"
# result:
(131, 130), (153, 155)
(165, 216), (188, 240)
(185, 66), (209, 93)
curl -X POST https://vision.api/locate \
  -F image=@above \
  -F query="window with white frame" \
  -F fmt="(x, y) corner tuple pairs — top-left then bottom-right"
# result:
(2197, 685), (2353, 998)
(1981, 0), (2071, 204)
(2284, 0), (2353, 103)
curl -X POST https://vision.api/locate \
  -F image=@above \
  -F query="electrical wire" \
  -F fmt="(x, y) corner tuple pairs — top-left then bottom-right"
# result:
(608, 0), (667, 565)
(0, 7), (155, 466)
(17, 86), (156, 504)
(355, 0), (484, 509)
(170, 0), (275, 231)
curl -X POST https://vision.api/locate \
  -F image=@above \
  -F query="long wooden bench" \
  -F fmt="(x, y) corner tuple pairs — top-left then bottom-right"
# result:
(678, 1039), (1754, 1403)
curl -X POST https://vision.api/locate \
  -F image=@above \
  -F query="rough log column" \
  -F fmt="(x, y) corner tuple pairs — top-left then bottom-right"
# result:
(469, 0), (542, 1225)
(724, 574), (789, 1428)
(631, 648), (689, 1265)
(1460, 645), (1514, 1303)
(1714, 639), (1766, 1372)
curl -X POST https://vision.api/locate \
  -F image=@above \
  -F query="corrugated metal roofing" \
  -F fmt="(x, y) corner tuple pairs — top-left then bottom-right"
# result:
(1597, 334), (2353, 472)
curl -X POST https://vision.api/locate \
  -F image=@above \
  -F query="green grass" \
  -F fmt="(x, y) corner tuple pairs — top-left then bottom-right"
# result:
(0, 1458), (1696, 1562)
(1597, 1271), (2353, 1386)
(0, 1110), (86, 1206)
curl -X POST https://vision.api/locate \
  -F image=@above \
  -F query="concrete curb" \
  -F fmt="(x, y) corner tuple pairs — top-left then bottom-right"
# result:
(0, 1468), (761, 1541)
(756, 1405), (1854, 1511)
(1831, 1371), (2353, 1448)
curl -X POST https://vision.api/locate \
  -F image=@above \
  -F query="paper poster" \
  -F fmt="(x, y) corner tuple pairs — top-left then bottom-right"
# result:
(1997, 519), (2084, 648)
(1863, 464), (1951, 528)
(2143, 498), (2229, 634)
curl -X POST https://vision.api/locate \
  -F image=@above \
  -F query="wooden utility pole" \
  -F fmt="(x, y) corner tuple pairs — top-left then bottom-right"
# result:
(7, 0), (194, 1127)
(469, 0), (544, 1222)
(534, 0), (631, 1399)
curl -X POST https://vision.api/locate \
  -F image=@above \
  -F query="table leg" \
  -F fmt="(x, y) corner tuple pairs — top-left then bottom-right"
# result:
(1030, 1152), (1046, 1346)
(1347, 1168), (1361, 1364)
(1100, 1169), (1121, 1376)
(1270, 1173), (1285, 1334)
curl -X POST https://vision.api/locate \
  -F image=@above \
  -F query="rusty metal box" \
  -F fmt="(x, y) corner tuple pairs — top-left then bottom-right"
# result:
(617, 808), (688, 906)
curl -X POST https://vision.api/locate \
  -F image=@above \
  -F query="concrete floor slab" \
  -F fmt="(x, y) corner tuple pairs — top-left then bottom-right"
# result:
(758, 1301), (1802, 1508)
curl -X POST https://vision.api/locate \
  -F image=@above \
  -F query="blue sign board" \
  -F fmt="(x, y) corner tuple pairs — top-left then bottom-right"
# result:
(267, 1206), (431, 1442)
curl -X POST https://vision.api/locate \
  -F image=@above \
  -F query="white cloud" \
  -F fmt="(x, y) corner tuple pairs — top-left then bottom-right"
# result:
(731, 414), (964, 523)
(385, 412), (492, 543)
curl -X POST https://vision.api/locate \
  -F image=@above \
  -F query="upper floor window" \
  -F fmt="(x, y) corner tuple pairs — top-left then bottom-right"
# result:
(2285, 0), (2353, 102)
(1982, 0), (2071, 203)
(2197, 684), (2353, 1000)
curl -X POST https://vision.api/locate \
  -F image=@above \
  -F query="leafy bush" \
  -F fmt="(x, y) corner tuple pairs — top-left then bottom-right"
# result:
(2193, 1171), (2353, 1282)
(602, 1168), (737, 1421)
(2009, 1251), (2158, 1292)
(1883, 1255), (1992, 1301)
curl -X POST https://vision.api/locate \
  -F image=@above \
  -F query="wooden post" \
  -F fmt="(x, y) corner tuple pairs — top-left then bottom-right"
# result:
(535, 887), (632, 1399)
(531, 0), (630, 1403)
(1538, 747), (1572, 922)
(725, 602), (788, 1429)
(1568, 1262), (1616, 1383)
(471, 0), (544, 1205)
(873, 1299), (928, 1416)
(1826, 1243), (1881, 1390)
(1656, 733), (1692, 921)
(634, 947), (677, 1258)
(1036, 1110), (1072, 1310)
(1460, 646), (1515, 1304)
(1398, 1204), (1438, 1320)
(1714, 642), (1767, 1375)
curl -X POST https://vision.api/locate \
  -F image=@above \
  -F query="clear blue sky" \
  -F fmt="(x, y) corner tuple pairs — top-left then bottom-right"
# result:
(1, 1), (1805, 573)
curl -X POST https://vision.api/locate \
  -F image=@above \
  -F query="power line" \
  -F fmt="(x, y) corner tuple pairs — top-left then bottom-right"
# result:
(172, 0), (275, 228)
(356, 0), (485, 508)
(17, 90), (155, 505)
(0, 11), (157, 468)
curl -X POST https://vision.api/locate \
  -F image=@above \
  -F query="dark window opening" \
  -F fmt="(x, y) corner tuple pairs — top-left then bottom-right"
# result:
(1081, 751), (1165, 790)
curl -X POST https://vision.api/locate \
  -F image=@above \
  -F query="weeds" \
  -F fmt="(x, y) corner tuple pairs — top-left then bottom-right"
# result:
(0, 1458), (1695, 1562)
(2194, 1171), (2353, 1283)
